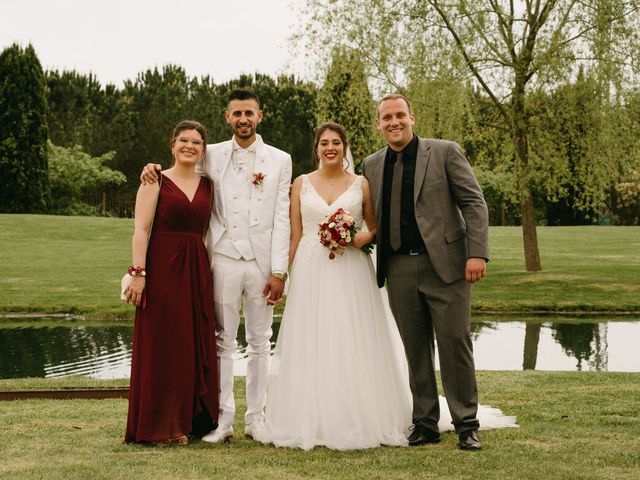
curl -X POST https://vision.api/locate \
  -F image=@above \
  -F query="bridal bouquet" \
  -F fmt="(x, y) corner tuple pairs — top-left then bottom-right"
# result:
(318, 208), (357, 259)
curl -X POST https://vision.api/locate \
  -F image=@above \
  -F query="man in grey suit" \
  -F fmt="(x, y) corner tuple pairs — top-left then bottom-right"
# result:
(363, 93), (489, 451)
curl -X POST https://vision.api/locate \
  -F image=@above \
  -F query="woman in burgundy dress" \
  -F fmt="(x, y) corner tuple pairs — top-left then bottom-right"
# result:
(124, 120), (218, 445)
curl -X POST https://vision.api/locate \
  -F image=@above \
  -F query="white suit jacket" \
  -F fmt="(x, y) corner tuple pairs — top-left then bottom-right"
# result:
(197, 135), (292, 279)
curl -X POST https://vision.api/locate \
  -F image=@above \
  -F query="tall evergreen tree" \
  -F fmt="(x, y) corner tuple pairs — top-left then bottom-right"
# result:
(119, 65), (191, 189)
(316, 47), (377, 173)
(0, 43), (49, 212)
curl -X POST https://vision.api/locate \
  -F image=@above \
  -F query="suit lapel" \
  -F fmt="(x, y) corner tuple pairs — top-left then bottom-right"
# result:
(219, 144), (232, 178)
(414, 137), (431, 203)
(215, 144), (233, 221)
(369, 150), (386, 216)
(248, 142), (268, 226)
(253, 142), (268, 187)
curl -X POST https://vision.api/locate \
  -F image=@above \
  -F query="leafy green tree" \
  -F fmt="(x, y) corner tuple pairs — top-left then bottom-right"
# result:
(43, 67), (319, 194)
(407, 72), (475, 144)
(45, 70), (136, 179)
(615, 166), (640, 225)
(610, 87), (640, 225)
(0, 43), (49, 212)
(45, 70), (102, 147)
(187, 75), (228, 144)
(316, 47), (377, 172)
(297, 0), (640, 270)
(47, 142), (126, 214)
(533, 71), (609, 225)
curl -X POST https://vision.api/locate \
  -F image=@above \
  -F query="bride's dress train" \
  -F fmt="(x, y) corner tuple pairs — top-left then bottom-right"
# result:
(264, 175), (517, 451)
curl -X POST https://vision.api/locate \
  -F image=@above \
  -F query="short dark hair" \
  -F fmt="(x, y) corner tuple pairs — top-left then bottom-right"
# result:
(228, 89), (261, 109)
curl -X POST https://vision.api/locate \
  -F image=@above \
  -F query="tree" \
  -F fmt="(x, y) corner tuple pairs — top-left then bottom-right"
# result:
(533, 71), (614, 225)
(0, 43), (49, 212)
(45, 70), (103, 148)
(316, 47), (378, 172)
(119, 65), (192, 189)
(616, 166), (640, 224)
(611, 87), (640, 225)
(47, 142), (126, 215)
(297, 0), (640, 270)
(45, 70), (136, 180)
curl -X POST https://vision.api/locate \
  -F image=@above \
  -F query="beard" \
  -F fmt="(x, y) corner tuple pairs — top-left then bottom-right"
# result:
(234, 123), (255, 139)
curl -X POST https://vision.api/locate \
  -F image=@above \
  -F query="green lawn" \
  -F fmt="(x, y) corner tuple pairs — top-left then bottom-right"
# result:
(1, 373), (638, 480)
(1, 214), (638, 318)
(1, 214), (133, 318)
(473, 226), (640, 312)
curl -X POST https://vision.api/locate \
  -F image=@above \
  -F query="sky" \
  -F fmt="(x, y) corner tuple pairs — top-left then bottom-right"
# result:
(0, 0), (308, 87)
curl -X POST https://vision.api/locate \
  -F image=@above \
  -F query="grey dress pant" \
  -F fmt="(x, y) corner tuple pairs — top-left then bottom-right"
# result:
(385, 252), (479, 433)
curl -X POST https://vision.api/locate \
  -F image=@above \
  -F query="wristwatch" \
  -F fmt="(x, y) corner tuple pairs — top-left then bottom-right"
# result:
(272, 271), (288, 282)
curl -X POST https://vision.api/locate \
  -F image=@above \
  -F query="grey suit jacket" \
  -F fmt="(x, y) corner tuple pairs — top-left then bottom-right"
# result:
(363, 137), (489, 287)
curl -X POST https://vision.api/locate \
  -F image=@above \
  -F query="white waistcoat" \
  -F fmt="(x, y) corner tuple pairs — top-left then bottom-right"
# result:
(213, 167), (256, 260)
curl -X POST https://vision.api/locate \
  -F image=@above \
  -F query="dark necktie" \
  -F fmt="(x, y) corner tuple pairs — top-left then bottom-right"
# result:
(389, 151), (403, 252)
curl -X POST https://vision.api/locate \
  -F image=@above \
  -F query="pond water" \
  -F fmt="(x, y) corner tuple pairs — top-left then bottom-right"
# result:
(1, 316), (638, 379)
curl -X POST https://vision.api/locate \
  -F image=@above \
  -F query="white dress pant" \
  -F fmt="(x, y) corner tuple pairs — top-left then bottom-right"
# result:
(212, 253), (273, 427)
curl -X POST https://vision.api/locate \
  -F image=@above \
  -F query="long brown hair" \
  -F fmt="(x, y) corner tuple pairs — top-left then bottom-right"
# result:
(313, 122), (349, 168)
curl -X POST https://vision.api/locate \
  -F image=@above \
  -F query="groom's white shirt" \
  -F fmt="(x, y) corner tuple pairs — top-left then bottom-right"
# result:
(197, 134), (291, 278)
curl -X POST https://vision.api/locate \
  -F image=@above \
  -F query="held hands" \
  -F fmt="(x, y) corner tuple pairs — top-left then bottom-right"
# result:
(465, 257), (487, 283)
(140, 163), (163, 185)
(263, 276), (285, 305)
(125, 276), (146, 307)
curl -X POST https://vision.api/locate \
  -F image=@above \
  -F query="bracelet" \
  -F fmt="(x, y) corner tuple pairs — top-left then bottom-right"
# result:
(128, 265), (147, 277)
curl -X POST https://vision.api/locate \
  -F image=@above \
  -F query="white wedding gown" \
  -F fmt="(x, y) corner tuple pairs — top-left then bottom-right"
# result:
(264, 175), (517, 451)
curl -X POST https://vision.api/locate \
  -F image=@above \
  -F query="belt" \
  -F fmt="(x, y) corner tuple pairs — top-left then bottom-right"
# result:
(394, 245), (427, 255)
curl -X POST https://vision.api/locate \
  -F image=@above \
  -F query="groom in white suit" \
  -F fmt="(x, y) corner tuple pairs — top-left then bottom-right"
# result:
(142, 90), (291, 443)
(201, 90), (291, 443)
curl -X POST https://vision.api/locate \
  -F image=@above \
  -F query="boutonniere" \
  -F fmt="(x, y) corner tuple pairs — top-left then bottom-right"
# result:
(252, 172), (266, 188)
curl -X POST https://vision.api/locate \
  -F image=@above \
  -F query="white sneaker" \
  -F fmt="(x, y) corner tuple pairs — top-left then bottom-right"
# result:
(201, 424), (233, 444)
(244, 419), (271, 444)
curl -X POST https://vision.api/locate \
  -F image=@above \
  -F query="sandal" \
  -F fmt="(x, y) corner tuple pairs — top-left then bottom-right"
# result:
(153, 435), (189, 446)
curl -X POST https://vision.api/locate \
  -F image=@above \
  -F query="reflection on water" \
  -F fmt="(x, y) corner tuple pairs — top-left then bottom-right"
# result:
(0, 317), (638, 379)
(467, 320), (637, 372)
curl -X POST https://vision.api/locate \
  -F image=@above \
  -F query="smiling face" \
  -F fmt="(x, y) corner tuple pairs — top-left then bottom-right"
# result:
(316, 129), (347, 168)
(226, 98), (262, 144)
(171, 129), (204, 165)
(376, 97), (415, 150)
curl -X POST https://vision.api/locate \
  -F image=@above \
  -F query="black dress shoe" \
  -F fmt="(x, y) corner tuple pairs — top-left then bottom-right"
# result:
(407, 425), (441, 446)
(458, 429), (481, 451)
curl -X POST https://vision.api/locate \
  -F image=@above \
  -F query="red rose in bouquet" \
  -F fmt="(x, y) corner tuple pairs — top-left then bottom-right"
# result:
(318, 208), (356, 259)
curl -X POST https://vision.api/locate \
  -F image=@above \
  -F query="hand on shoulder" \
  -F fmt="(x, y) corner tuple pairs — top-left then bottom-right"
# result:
(140, 163), (162, 185)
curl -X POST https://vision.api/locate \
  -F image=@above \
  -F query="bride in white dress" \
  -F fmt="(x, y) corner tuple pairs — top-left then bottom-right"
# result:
(264, 123), (516, 451)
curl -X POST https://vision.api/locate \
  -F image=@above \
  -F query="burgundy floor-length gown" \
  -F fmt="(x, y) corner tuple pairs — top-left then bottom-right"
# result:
(125, 175), (218, 443)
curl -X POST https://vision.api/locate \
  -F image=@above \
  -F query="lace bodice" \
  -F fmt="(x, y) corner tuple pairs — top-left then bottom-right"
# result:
(299, 175), (364, 243)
